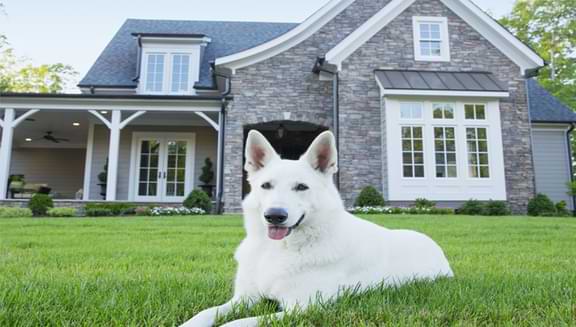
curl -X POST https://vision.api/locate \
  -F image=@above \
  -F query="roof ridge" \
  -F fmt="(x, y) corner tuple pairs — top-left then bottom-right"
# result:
(124, 18), (300, 25)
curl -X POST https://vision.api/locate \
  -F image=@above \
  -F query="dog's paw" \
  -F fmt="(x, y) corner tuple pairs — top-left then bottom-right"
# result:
(179, 309), (217, 327)
(219, 318), (259, 327)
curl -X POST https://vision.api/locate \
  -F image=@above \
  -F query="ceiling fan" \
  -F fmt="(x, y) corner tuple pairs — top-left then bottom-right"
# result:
(42, 131), (70, 143)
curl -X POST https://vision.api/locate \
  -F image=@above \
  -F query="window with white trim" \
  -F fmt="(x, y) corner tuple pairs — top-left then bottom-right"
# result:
(413, 17), (450, 62)
(145, 54), (165, 93)
(402, 126), (425, 178)
(171, 54), (191, 93)
(400, 102), (423, 120)
(433, 103), (455, 119)
(434, 127), (457, 178)
(466, 127), (490, 178)
(141, 48), (200, 95)
(465, 104), (486, 120)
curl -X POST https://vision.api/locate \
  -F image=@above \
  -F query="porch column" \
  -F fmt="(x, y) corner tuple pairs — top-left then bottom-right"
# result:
(89, 110), (146, 201)
(0, 108), (39, 200)
(0, 109), (15, 200)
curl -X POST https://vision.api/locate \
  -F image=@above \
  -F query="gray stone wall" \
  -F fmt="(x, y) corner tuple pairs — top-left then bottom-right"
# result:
(339, 0), (534, 212)
(223, 0), (393, 212)
(223, 0), (535, 213)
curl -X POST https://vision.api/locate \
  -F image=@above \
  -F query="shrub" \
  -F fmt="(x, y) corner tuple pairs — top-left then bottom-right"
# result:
(85, 208), (113, 217)
(414, 198), (436, 210)
(354, 186), (385, 207)
(0, 207), (33, 218)
(527, 194), (557, 217)
(457, 199), (485, 215)
(47, 207), (77, 217)
(484, 200), (511, 216)
(183, 190), (212, 213)
(85, 203), (136, 216)
(28, 194), (54, 216)
(134, 207), (152, 216)
(430, 207), (455, 215)
(555, 201), (571, 217)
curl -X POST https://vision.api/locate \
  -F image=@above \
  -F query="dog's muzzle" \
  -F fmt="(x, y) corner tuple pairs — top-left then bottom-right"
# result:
(264, 208), (305, 241)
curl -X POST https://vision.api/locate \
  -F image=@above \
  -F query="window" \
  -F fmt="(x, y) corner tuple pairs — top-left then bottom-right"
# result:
(402, 126), (425, 178)
(465, 104), (486, 120)
(400, 102), (423, 120)
(433, 103), (455, 119)
(171, 54), (191, 93)
(413, 17), (450, 61)
(434, 127), (457, 178)
(145, 54), (165, 93)
(467, 127), (490, 178)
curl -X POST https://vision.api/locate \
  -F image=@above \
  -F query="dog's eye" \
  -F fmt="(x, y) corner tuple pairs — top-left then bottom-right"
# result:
(261, 182), (273, 190)
(294, 183), (309, 191)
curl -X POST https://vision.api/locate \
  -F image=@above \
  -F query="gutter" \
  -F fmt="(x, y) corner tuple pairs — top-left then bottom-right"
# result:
(214, 71), (232, 214)
(313, 57), (340, 188)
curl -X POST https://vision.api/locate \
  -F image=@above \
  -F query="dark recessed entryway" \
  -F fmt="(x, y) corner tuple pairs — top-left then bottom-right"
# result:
(242, 121), (328, 196)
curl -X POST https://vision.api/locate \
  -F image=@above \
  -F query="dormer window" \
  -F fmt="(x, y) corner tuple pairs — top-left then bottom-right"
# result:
(413, 17), (450, 62)
(135, 33), (211, 95)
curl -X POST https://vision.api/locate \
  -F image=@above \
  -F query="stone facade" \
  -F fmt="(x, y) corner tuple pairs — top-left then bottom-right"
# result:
(223, 0), (536, 213)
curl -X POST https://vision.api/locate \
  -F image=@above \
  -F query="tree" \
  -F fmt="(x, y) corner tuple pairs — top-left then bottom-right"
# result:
(0, 2), (77, 93)
(0, 38), (77, 93)
(500, 0), (576, 109)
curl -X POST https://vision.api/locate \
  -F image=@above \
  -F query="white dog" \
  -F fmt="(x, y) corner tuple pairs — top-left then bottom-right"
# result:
(181, 130), (453, 327)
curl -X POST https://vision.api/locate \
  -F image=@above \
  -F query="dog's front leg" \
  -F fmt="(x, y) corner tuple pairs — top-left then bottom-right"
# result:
(219, 312), (285, 327)
(179, 297), (251, 327)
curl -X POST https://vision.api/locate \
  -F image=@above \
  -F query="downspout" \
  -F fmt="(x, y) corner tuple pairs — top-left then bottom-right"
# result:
(215, 71), (232, 214)
(314, 57), (340, 189)
(567, 123), (575, 214)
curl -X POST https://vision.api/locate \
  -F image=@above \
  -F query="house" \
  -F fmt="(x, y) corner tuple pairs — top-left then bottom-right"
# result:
(1, 0), (575, 213)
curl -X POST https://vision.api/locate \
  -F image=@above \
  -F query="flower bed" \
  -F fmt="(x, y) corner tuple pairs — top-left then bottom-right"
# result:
(349, 206), (454, 215)
(149, 207), (206, 216)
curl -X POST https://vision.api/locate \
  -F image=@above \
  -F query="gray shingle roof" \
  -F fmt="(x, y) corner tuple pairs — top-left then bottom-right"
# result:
(375, 70), (508, 92)
(528, 79), (576, 123)
(78, 19), (298, 88)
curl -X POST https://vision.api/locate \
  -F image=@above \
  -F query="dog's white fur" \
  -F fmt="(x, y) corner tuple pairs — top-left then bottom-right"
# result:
(181, 130), (453, 327)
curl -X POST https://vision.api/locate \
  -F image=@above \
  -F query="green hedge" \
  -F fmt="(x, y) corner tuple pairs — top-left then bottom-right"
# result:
(0, 207), (33, 218)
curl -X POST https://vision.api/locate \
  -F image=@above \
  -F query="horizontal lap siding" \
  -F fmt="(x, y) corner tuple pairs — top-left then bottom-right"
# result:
(89, 125), (217, 201)
(532, 128), (573, 209)
(11, 148), (86, 198)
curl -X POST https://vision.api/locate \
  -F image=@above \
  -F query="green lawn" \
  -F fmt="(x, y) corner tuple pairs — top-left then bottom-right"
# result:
(0, 215), (575, 326)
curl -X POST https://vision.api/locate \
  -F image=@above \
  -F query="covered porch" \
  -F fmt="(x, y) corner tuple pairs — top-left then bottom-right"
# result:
(0, 93), (227, 210)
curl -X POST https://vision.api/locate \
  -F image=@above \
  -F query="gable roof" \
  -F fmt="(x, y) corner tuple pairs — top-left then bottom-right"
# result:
(528, 79), (576, 123)
(78, 19), (298, 89)
(324, 0), (545, 74)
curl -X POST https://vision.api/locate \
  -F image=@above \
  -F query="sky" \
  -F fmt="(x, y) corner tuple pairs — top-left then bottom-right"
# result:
(0, 0), (516, 83)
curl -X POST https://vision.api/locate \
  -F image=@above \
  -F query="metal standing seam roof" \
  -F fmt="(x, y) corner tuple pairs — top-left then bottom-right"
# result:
(78, 19), (298, 89)
(375, 70), (508, 92)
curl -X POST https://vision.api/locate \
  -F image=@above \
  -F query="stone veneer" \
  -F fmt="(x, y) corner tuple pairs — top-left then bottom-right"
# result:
(223, 0), (535, 213)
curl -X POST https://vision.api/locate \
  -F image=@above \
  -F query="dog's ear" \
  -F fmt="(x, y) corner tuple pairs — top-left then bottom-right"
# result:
(244, 130), (279, 175)
(302, 131), (338, 175)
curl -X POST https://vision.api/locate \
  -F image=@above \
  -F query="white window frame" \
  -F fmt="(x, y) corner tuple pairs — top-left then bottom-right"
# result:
(413, 16), (450, 62)
(384, 97), (506, 201)
(139, 45), (201, 95)
(401, 125), (426, 179)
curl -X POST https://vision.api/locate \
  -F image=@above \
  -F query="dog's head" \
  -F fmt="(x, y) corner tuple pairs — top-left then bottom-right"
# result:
(243, 130), (342, 241)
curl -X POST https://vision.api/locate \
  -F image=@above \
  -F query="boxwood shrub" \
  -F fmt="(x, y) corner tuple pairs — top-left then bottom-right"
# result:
(354, 186), (385, 207)
(0, 207), (33, 218)
(28, 194), (54, 216)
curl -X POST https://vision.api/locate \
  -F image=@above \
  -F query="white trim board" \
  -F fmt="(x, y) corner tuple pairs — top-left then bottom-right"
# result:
(214, 0), (355, 73)
(324, 0), (544, 73)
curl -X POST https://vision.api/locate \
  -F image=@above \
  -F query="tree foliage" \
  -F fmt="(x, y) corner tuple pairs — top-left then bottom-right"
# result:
(500, 0), (576, 109)
(0, 37), (77, 93)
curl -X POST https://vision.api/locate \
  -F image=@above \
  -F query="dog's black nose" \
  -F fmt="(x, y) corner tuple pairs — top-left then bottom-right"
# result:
(264, 208), (288, 225)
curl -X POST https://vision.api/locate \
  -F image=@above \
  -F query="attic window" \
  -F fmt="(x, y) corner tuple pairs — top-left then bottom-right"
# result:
(136, 34), (210, 95)
(413, 17), (450, 62)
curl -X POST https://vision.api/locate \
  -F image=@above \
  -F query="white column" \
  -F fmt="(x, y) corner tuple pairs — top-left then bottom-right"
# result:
(106, 111), (122, 201)
(82, 123), (95, 200)
(0, 109), (15, 200)
(215, 112), (223, 202)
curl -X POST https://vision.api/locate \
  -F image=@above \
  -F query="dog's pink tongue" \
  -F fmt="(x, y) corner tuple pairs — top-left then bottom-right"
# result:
(268, 226), (290, 240)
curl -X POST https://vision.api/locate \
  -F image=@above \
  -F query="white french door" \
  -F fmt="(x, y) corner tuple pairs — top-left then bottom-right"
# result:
(131, 133), (195, 202)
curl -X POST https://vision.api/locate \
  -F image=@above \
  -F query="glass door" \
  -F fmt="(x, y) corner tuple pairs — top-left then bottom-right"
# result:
(135, 139), (162, 201)
(132, 133), (194, 202)
(162, 139), (190, 202)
